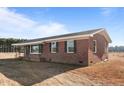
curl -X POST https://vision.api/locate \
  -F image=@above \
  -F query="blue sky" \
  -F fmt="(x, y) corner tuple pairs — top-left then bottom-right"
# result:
(0, 7), (124, 46)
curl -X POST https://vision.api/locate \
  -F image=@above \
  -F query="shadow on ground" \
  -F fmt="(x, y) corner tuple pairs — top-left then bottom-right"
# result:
(0, 59), (82, 86)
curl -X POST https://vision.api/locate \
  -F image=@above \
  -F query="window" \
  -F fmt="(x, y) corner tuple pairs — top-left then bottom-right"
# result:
(30, 45), (40, 54)
(67, 40), (75, 53)
(93, 40), (97, 53)
(51, 42), (57, 53)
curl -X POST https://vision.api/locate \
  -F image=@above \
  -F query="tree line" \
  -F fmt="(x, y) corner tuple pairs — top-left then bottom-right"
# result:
(0, 38), (124, 53)
(0, 38), (26, 52)
(109, 46), (124, 52)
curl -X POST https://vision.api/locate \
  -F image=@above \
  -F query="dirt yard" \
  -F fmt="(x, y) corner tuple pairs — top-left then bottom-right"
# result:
(0, 52), (124, 86)
(0, 53), (24, 59)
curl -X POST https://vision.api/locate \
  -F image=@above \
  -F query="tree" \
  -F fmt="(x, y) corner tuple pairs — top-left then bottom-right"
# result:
(0, 38), (26, 52)
(109, 46), (124, 52)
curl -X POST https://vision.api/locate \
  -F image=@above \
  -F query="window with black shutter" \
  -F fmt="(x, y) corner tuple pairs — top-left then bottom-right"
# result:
(93, 40), (97, 53)
(66, 40), (75, 53)
(51, 41), (57, 53)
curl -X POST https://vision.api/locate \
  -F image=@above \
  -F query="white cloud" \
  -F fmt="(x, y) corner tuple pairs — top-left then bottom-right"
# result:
(35, 22), (69, 37)
(100, 8), (116, 16)
(0, 8), (69, 39)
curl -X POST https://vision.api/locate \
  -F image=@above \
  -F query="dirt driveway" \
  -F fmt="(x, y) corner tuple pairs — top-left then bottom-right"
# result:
(0, 60), (94, 86)
(0, 53), (124, 86)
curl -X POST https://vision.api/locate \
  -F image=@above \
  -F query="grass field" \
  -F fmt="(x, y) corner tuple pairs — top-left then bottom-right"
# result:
(0, 52), (124, 86)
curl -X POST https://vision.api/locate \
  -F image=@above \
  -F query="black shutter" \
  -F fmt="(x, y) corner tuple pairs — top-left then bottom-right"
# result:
(49, 43), (51, 52)
(65, 41), (67, 53)
(28, 45), (30, 54)
(56, 42), (59, 52)
(39, 44), (41, 53)
(41, 44), (43, 53)
(74, 40), (77, 53)
(39, 44), (43, 53)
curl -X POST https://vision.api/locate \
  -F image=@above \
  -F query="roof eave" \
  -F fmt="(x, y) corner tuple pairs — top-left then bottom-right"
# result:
(92, 28), (112, 43)
(12, 34), (90, 46)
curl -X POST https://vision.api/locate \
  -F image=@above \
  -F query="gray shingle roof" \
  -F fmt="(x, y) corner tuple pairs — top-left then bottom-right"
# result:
(22, 28), (104, 43)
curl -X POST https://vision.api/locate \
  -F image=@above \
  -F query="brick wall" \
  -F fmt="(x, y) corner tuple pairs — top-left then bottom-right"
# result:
(24, 39), (89, 66)
(88, 34), (108, 65)
(23, 33), (108, 66)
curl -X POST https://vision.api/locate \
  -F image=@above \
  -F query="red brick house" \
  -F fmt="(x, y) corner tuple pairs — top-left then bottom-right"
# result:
(13, 28), (112, 66)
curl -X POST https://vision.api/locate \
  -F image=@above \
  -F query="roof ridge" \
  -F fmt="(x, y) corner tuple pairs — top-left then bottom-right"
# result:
(28, 28), (104, 41)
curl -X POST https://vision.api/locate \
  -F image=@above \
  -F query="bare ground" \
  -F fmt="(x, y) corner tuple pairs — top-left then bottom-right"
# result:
(0, 52), (124, 86)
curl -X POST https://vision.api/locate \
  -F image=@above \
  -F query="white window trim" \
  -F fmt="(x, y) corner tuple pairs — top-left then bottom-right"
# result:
(30, 45), (41, 54)
(67, 40), (74, 53)
(51, 41), (57, 53)
(93, 40), (97, 53)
